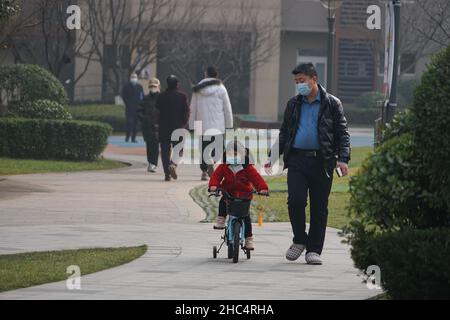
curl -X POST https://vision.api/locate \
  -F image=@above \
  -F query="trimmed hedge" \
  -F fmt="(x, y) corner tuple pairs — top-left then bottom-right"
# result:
(0, 64), (67, 106)
(0, 118), (112, 161)
(343, 45), (450, 299)
(9, 99), (72, 120)
(349, 227), (450, 300)
(68, 104), (126, 132)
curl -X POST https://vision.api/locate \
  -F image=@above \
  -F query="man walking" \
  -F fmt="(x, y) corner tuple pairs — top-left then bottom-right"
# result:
(138, 78), (161, 173)
(265, 63), (351, 265)
(189, 66), (233, 181)
(156, 75), (190, 182)
(122, 73), (144, 143)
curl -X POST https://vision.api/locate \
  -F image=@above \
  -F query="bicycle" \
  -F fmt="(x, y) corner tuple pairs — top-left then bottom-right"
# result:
(209, 188), (269, 263)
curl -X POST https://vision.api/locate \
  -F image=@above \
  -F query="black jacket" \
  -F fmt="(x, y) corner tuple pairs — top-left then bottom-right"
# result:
(156, 89), (190, 140)
(121, 83), (144, 113)
(275, 84), (351, 172)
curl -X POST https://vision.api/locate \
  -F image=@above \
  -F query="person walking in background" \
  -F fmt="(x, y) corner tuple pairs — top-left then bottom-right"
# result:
(156, 75), (190, 182)
(189, 66), (233, 181)
(265, 63), (350, 265)
(122, 73), (144, 143)
(138, 78), (161, 173)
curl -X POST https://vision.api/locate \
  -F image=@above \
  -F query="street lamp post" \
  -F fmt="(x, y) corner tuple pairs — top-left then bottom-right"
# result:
(320, 0), (343, 95)
(386, 0), (401, 123)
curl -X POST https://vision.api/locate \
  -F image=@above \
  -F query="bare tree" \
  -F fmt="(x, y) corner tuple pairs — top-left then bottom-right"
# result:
(159, 0), (280, 86)
(83, 0), (205, 99)
(1, 0), (95, 88)
(399, 0), (450, 74)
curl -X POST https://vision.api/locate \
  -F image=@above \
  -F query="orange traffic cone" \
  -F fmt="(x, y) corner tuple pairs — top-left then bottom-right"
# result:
(257, 204), (263, 227)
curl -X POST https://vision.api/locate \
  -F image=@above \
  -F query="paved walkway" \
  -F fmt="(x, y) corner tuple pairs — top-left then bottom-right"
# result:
(0, 144), (380, 300)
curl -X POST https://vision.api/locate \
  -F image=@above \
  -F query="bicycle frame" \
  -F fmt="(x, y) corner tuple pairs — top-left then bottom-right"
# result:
(227, 215), (246, 245)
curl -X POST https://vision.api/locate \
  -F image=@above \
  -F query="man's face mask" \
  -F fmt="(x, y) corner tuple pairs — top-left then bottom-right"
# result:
(149, 87), (159, 93)
(296, 82), (311, 96)
(130, 77), (138, 85)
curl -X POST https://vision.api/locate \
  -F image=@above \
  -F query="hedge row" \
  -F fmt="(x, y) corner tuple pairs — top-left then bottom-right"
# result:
(0, 118), (112, 161)
(68, 104), (127, 132)
(349, 227), (450, 300)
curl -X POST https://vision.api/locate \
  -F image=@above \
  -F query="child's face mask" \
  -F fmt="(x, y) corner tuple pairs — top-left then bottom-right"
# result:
(226, 154), (242, 165)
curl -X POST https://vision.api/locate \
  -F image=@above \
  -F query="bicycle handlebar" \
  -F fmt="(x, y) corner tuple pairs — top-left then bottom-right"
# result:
(208, 188), (269, 200)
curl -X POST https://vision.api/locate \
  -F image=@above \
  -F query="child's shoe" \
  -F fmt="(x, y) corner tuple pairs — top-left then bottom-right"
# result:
(213, 216), (226, 230)
(245, 237), (255, 250)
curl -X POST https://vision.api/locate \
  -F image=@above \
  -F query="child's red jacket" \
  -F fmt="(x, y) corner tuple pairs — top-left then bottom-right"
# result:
(209, 164), (268, 200)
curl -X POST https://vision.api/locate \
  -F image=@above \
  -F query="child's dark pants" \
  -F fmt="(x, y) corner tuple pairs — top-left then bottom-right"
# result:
(218, 196), (252, 238)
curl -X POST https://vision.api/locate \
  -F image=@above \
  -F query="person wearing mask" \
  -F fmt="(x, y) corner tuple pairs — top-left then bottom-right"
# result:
(121, 73), (144, 143)
(265, 63), (351, 265)
(189, 66), (233, 181)
(138, 78), (161, 172)
(156, 75), (190, 182)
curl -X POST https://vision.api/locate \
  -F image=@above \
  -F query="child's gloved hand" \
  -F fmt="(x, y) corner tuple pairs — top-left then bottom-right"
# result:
(259, 189), (269, 195)
(209, 186), (218, 192)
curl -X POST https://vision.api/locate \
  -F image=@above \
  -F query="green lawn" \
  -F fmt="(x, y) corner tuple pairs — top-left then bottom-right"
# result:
(0, 245), (147, 292)
(190, 147), (372, 229)
(0, 158), (129, 175)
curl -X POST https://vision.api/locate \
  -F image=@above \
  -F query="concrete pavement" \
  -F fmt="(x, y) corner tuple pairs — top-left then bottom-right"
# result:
(0, 146), (380, 300)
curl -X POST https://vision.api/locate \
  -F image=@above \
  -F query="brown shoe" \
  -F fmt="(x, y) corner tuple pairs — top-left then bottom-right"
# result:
(201, 171), (209, 181)
(168, 164), (178, 180)
(165, 174), (171, 182)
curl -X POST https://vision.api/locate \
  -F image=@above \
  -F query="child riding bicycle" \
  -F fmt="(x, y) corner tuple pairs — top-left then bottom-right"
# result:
(208, 140), (269, 251)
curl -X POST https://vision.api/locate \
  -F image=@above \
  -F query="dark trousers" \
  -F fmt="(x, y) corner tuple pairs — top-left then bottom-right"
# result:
(200, 134), (224, 172)
(218, 196), (252, 238)
(146, 139), (159, 166)
(126, 112), (138, 141)
(287, 150), (333, 255)
(160, 136), (183, 176)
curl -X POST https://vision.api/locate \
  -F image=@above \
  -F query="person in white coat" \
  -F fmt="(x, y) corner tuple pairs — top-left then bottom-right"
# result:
(189, 66), (234, 181)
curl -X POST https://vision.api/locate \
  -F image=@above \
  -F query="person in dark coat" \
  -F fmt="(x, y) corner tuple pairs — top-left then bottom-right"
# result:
(156, 75), (190, 181)
(265, 63), (351, 265)
(121, 73), (144, 143)
(138, 78), (161, 172)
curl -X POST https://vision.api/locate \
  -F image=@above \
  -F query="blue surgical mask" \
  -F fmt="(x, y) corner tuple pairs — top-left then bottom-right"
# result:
(296, 82), (311, 96)
(130, 78), (138, 85)
(226, 155), (242, 165)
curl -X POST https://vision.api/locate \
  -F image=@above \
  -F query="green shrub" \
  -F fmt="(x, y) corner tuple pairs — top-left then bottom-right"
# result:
(0, 118), (111, 161)
(343, 45), (450, 299)
(68, 104), (126, 132)
(411, 46), (450, 211)
(349, 227), (450, 300)
(354, 91), (385, 109)
(0, 64), (67, 107)
(9, 99), (72, 120)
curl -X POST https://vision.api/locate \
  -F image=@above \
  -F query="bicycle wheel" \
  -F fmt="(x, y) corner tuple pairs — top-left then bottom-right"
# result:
(232, 221), (241, 263)
(246, 249), (251, 259)
(213, 246), (217, 259)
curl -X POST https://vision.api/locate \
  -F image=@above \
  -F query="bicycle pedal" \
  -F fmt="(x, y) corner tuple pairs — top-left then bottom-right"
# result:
(213, 226), (226, 230)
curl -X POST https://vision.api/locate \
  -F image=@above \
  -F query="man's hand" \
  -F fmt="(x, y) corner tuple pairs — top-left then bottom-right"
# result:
(336, 162), (349, 177)
(264, 160), (273, 176)
(209, 186), (217, 192)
